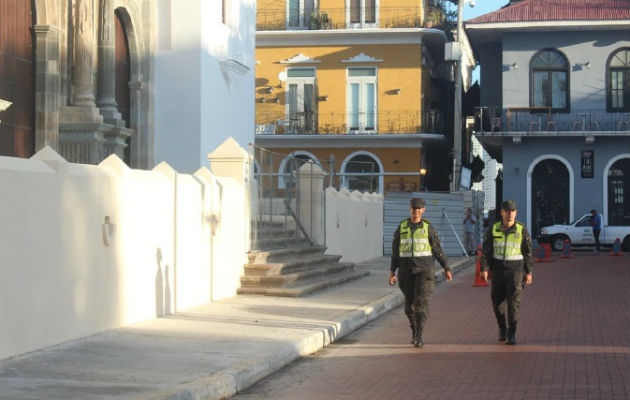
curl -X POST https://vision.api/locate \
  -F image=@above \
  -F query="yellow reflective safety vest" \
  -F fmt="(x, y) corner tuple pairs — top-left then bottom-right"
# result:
(399, 220), (432, 258)
(492, 221), (524, 261)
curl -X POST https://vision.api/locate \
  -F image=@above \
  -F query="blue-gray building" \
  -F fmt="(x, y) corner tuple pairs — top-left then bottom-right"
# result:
(466, 0), (630, 237)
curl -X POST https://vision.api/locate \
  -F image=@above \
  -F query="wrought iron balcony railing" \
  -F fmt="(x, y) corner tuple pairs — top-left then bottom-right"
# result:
(475, 108), (630, 134)
(255, 110), (443, 135)
(257, 7), (423, 31)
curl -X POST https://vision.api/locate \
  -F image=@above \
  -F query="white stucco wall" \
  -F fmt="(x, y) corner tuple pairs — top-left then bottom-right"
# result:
(154, 0), (256, 173)
(325, 188), (384, 263)
(0, 147), (247, 360)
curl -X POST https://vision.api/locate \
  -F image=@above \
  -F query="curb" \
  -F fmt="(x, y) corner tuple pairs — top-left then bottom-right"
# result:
(136, 257), (475, 400)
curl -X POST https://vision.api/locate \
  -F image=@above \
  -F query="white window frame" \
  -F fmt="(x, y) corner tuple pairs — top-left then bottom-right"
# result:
(340, 150), (384, 194)
(286, 0), (317, 29)
(285, 67), (317, 133)
(345, 0), (379, 29)
(346, 67), (377, 133)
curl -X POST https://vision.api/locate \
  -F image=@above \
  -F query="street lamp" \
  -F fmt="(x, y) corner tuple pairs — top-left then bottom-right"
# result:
(449, 0), (474, 192)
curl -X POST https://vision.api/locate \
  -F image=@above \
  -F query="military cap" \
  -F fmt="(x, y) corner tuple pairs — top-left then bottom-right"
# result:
(501, 200), (517, 211)
(410, 198), (426, 208)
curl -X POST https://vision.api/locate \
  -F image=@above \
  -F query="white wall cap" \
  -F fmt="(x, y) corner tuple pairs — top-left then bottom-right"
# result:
(325, 186), (338, 195)
(0, 155), (54, 173)
(193, 167), (215, 185)
(350, 190), (363, 198)
(99, 154), (130, 176)
(297, 162), (327, 176)
(340, 187), (352, 197)
(30, 146), (68, 173)
(153, 161), (177, 177)
(208, 137), (248, 161)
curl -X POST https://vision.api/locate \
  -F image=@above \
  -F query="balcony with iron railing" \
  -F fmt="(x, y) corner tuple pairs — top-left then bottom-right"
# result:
(255, 110), (444, 135)
(475, 108), (630, 136)
(256, 6), (426, 31)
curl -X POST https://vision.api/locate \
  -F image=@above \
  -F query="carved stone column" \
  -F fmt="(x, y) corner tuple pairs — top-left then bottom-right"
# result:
(97, 0), (122, 122)
(73, 0), (96, 106)
(127, 77), (146, 167)
(33, 25), (60, 152)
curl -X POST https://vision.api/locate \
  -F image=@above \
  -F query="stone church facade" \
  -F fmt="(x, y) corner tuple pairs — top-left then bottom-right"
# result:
(0, 0), (154, 168)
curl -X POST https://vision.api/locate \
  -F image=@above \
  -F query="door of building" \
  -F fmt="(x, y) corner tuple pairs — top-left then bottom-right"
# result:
(0, 0), (34, 157)
(531, 159), (570, 237)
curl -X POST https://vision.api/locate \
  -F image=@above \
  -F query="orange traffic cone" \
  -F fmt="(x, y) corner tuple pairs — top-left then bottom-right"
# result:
(473, 245), (488, 287)
(609, 238), (624, 256)
(560, 239), (573, 258)
(535, 243), (554, 263)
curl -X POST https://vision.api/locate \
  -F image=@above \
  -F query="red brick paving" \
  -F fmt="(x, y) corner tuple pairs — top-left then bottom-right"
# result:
(234, 254), (630, 400)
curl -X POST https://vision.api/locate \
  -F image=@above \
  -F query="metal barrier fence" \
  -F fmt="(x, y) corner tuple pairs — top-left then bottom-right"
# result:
(249, 144), (377, 250)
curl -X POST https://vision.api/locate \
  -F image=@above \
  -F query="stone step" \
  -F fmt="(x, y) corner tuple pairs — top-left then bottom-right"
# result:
(248, 245), (326, 264)
(237, 269), (369, 297)
(244, 254), (343, 276)
(240, 262), (354, 288)
(250, 237), (312, 251)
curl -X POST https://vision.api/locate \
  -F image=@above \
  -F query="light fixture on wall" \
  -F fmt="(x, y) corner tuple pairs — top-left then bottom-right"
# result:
(317, 95), (328, 101)
(258, 97), (266, 103)
(514, 166), (520, 175)
(510, 62), (518, 70)
(419, 167), (427, 175)
(270, 97), (280, 103)
(263, 86), (273, 93)
(579, 61), (591, 69)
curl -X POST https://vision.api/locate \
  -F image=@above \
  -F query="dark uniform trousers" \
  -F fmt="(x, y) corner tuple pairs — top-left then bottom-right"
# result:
(490, 267), (523, 334)
(398, 265), (434, 327)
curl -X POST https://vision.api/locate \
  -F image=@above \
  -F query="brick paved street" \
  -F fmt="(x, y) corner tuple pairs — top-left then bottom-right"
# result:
(233, 254), (630, 400)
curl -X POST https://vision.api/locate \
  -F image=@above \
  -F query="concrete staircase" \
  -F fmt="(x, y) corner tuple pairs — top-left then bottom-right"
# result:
(238, 246), (369, 297)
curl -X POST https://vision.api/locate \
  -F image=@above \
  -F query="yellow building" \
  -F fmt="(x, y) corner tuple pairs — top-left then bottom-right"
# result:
(255, 0), (464, 194)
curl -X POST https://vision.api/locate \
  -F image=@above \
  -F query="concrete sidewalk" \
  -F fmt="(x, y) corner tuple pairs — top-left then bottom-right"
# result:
(0, 256), (474, 400)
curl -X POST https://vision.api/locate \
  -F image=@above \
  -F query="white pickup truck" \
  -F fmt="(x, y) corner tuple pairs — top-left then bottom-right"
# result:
(537, 214), (630, 252)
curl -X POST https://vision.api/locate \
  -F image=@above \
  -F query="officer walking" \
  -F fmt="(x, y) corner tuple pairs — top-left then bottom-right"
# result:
(480, 200), (533, 345)
(389, 198), (452, 347)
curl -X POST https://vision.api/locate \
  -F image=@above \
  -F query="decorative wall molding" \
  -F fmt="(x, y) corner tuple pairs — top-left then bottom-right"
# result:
(279, 53), (322, 64)
(341, 52), (383, 63)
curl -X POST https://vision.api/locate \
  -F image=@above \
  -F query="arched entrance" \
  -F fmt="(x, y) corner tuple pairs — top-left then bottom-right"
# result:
(531, 158), (570, 237)
(115, 9), (131, 163)
(0, 0), (34, 157)
(607, 157), (630, 226)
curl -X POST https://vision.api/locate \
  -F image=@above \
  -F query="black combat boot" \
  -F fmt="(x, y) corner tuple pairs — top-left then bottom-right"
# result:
(506, 322), (517, 345)
(498, 324), (507, 342)
(409, 321), (417, 345)
(414, 314), (426, 347)
(407, 314), (416, 345)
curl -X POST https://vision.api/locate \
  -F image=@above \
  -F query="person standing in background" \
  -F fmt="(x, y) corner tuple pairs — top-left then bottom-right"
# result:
(463, 208), (477, 256)
(590, 209), (602, 253)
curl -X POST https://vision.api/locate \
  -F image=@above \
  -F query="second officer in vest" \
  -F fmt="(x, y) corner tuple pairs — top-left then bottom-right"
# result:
(480, 200), (533, 345)
(389, 198), (452, 347)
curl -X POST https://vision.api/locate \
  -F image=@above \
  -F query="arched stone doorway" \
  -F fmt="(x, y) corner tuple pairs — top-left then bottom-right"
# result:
(607, 157), (630, 226)
(0, 0), (34, 157)
(531, 158), (570, 237)
(115, 9), (131, 163)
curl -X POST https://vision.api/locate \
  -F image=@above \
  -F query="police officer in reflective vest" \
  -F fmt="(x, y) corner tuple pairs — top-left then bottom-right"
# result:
(389, 198), (452, 347)
(480, 200), (533, 345)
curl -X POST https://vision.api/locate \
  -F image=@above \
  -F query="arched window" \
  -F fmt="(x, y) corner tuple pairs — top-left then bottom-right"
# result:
(278, 152), (319, 189)
(530, 49), (569, 112)
(607, 157), (630, 226)
(607, 48), (630, 112)
(343, 153), (381, 193)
